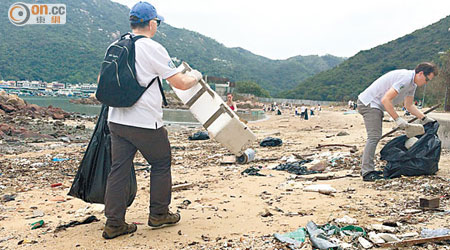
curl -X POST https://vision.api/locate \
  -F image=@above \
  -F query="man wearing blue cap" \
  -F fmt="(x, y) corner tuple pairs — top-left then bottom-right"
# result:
(102, 1), (203, 239)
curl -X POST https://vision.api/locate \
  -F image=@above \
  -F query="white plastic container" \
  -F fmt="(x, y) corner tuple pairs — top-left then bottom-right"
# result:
(171, 62), (256, 156)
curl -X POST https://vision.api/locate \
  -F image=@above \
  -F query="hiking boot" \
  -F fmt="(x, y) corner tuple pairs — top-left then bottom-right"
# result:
(148, 211), (180, 228)
(102, 223), (137, 239)
(373, 170), (383, 175)
(363, 171), (384, 182)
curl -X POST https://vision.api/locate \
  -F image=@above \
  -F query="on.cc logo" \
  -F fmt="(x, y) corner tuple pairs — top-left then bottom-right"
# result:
(9, 2), (30, 26)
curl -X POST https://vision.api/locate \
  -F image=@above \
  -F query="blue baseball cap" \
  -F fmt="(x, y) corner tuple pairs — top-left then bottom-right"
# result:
(129, 1), (164, 24)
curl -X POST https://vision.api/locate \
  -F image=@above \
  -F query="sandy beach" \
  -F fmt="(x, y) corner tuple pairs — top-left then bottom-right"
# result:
(1, 106), (449, 249)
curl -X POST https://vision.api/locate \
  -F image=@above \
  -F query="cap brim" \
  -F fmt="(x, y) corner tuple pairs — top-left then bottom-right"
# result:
(156, 14), (164, 22)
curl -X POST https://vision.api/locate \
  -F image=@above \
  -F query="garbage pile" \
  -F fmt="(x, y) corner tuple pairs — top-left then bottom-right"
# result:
(274, 218), (450, 249)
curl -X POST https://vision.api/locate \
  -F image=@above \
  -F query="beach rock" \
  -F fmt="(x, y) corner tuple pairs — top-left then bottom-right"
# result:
(0, 103), (16, 113)
(337, 131), (349, 136)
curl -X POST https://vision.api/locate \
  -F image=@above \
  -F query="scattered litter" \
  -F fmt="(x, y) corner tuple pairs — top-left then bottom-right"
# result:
(241, 166), (265, 176)
(280, 155), (298, 163)
(370, 224), (397, 233)
(26, 210), (44, 219)
(188, 131), (209, 140)
(368, 231), (385, 244)
(0, 236), (14, 243)
(259, 208), (273, 217)
(378, 233), (401, 242)
(54, 215), (99, 233)
(52, 157), (69, 162)
(74, 204), (105, 217)
(259, 137), (282, 147)
(221, 155), (236, 164)
(273, 160), (320, 175)
(273, 227), (305, 249)
(419, 197), (440, 209)
(334, 215), (357, 225)
(421, 228), (450, 238)
(358, 236), (373, 249)
(30, 220), (44, 230)
(306, 221), (339, 249)
(2, 194), (16, 202)
(177, 200), (191, 209)
(18, 239), (38, 245)
(172, 182), (193, 192)
(343, 110), (357, 115)
(50, 195), (66, 202)
(304, 184), (336, 194)
(336, 131), (349, 136)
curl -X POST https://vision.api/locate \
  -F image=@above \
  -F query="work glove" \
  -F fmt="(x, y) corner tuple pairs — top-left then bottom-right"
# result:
(420, 116), (435, 125)
(186, 70), (202, 83)
(395, 117), (408, 129)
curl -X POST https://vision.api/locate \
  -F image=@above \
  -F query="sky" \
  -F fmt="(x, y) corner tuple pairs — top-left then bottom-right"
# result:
(111, 0), (450, 60)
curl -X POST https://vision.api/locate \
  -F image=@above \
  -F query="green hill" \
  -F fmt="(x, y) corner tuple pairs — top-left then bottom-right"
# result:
(0, 0), (344, 96)
(282, 15), (450, 101)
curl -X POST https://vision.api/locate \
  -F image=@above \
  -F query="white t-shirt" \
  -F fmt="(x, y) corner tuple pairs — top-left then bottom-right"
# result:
(108, 37), (180, 129)
(358, 69), (416, 111)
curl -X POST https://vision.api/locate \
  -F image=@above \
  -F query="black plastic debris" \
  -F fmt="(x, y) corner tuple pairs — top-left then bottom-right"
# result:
(188, 131), (210, 140)
(381, 121), (441, 179)
(54, 215), (100, 233)
(260, 137), (282, 147)
(273, 160), (319, 175)
(2, 194), (16, 202)
(241, 166), (266, 176)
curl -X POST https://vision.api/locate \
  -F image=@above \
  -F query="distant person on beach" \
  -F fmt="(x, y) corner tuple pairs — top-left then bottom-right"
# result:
(226, 93), (237, 111)
(357, 62), (438, 182)
(300, 104), (306, 119)
(102, 1), (202, 239)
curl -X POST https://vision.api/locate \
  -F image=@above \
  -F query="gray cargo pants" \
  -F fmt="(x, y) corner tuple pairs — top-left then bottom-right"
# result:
(105, 122), (172, 226)
(357, 100), (384, 176)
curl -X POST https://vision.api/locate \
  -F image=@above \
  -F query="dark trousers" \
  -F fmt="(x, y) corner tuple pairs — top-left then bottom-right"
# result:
(105, 122), (172, 226)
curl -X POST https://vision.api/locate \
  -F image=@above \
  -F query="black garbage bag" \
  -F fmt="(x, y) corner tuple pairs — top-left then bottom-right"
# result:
(260, 137), (283, 147)
(381, 121), (441, 179)
(188, 131), (209, 140)
(68, 105), (137, 206)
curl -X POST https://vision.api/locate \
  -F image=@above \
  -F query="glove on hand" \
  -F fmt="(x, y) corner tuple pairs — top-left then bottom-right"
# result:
(186, 70), (202, 82)
(420, 116), (435, 125)
(395, 117), (408, 129)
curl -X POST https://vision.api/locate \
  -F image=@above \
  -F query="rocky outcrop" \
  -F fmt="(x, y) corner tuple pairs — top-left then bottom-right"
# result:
(0, 91), (69, 119)
(69, 96), (102, 105)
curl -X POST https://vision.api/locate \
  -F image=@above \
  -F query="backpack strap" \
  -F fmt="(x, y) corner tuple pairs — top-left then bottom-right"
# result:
(126, 33), (168, 107)
(156, 77), (168, 106)
(144, 77), (168, 107)
(131, 35), (146, 42)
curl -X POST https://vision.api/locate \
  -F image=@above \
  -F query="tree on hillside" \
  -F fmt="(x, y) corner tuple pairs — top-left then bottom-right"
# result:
(414, 50), (450, 109)
(235, 81), (271, 98)
(440, 50), (450, 111)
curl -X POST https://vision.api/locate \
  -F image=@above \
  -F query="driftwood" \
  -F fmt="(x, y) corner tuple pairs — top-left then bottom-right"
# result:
(317, 144), (357, 149)
(292, 153), (315, 160)
(172, 183), (193, 191)
(378, 235), (450, 247)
